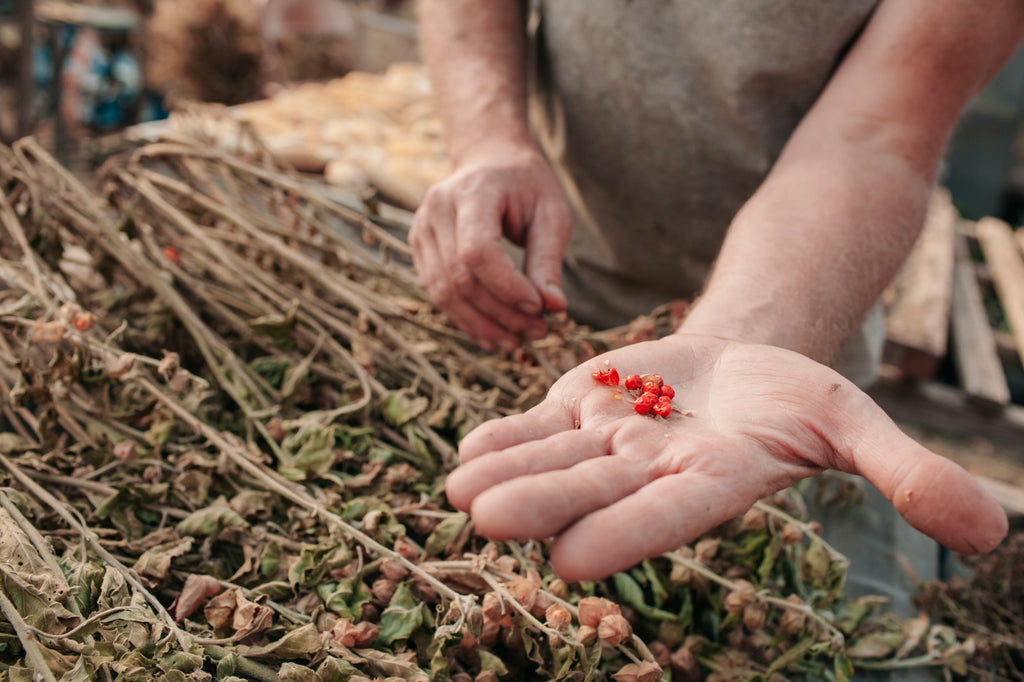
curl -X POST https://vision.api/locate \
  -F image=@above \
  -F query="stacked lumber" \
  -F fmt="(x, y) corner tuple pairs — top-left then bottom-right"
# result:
(882, 188), (1023, 410)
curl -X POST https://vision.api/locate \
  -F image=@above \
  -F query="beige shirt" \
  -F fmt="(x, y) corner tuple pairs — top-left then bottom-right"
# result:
(530, 0), (884, 383)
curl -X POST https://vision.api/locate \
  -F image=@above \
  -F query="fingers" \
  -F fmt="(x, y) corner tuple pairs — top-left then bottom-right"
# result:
(845, 414), (1008, 555)
(455, 190), (544, 314)
(459, 395), (581, 460)
(549, 472), (756, 582)
(411, 187), (546, 350)
(467, 439), (656, 541)
(446, 427), (608, 512)
(523, 197), (571, 313)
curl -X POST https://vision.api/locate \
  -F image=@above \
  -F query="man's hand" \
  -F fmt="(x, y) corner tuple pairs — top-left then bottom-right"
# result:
(409, 146), (572, 352)
(446, 334), (1007, 582)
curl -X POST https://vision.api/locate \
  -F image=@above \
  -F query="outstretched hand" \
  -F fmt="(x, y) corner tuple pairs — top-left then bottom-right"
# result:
(446, 334), (1007, 582)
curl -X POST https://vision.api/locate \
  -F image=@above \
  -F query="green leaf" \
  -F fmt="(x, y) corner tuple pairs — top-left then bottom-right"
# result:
(834, 652), (854, 682)
(846, 630), (902, 659)
(423, 512), (469, 557)
(316, 656), (361, 682)
(278, 420), (338, 481)
(641, 560), (670, 607)
(377, 582), (427, 645)
(478, 649), (509, 676)
(379, 390), (430, 427)
(175, 506), (250, 538)
(612, 572), (678, 621)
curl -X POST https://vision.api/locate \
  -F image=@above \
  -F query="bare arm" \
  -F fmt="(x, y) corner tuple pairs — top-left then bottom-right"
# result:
(411, 1), (572, 351)
(418, 0), (533, 164)
(681, 0), (1024, 363)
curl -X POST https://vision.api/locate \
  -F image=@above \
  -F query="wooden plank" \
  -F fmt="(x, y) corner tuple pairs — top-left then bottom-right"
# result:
(977, 216), (1024, 368)
(883, 188), (956, 379)
(949, 224), (1011, 409)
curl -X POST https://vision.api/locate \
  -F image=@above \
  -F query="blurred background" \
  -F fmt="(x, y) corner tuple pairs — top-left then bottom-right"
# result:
(0, 0), (418, 163)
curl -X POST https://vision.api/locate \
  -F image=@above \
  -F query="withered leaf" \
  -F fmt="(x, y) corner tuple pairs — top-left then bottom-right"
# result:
(134, 537), (193, 586)
(176, 505), (250, 538)
(171, 574), (223, 621)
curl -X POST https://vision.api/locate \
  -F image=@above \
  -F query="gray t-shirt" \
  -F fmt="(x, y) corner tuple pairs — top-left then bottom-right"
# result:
(530, 0), (884, 383)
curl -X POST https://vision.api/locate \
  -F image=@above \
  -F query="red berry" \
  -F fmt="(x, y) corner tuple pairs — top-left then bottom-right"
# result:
(642, 380), (661, 395)
(642, 373), (663, 387)
(660, 384), (675, 399)
(633, 393), (657, 415)
(624, 373), (643, 391)
(652, 396), (673, 418)
(592, 368), (620, 386)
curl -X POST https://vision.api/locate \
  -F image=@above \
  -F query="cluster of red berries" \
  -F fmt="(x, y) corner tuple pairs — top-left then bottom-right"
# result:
(591, 367), (676, 418)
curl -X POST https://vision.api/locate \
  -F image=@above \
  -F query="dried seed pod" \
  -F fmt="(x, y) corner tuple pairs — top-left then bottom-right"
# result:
(577, 596), (621, 628)
(739, 507), (766, 531)
(266, 417), (286, 444)
(544, 604), (571, 631)
(635, 661), (662, 682)
(780, 522), (804, 546)
(505, 577), (538, 612)
(669, 561), (693, 586)
(379, 558), (409, 581)
(481, 592), (505, 622)
(371, 578), (397, 604)
(612, 663), (640, 682)
(724, 580), (756, 614)
(743, 601), (768, 631)
(648, 640), (671, 668)
(331, 618), (380, 648)
(393, 536), (421, 561)
(694, 537), (721, 563)
(670, 643), (696, 673)
(779, 594), (808, 633)
(494, 555), (519, 573)
(105, 352), (137, 378)
(808, 520), (824, 536)
(547, 578), (569, 600)
(113, 440), (139, 461)
(576, 624), (598, 646)
(597, 614), (632, 646)
(479, 618), (501, 646)
(157, 351), (180, 379)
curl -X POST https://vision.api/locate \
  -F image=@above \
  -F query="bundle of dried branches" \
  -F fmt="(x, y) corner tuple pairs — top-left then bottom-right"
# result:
(0, 131), (984, 681)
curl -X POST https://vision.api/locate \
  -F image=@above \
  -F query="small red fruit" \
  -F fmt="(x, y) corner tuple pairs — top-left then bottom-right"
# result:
(634, 392), (657, 415)
(624, 373), (643, 391)
(642, 373), (663, 387)
(592, 368), (620, 386)
(652, 396), (673, 418)
(642, 380), (661, 395)
(660, 384), (675, 399)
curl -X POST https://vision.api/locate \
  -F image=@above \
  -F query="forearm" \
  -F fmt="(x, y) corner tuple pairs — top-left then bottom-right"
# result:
(679, 0), (1024, 365)
(418, 0), (535, 165)
(679, 141), (932, 364)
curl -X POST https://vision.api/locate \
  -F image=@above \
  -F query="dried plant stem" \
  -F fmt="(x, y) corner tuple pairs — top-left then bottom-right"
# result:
(664, 550), (845, 647)
(0, 585), (59, 682)
(133, 376), (475, 617)
(753, 500), (849, 566)
(0, 454), (194, 652)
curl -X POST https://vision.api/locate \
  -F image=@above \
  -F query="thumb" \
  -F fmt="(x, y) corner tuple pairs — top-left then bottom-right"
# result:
(846, 414), (1007, 555)
(523, 198), (571, 313)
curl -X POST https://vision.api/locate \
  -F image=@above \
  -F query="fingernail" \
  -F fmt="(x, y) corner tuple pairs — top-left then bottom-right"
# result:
(515, 300), (541, 315)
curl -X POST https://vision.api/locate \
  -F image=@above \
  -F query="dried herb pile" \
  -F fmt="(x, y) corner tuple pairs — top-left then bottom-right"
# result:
(0, 132), (988, 681)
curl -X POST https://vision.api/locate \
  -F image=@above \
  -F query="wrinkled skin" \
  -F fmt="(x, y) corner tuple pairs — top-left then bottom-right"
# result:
(409, 147), (572, 353)
(446, 334), (1008, 582)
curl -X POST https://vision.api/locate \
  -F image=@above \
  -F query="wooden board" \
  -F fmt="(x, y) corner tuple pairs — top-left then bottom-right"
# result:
(949, 225), (1011, 409)
(977, 216), (1024, 368)
(883, 188), (956, 379)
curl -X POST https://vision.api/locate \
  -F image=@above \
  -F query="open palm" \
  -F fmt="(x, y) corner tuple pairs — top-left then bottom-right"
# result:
(446, 334), (1007, 581)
